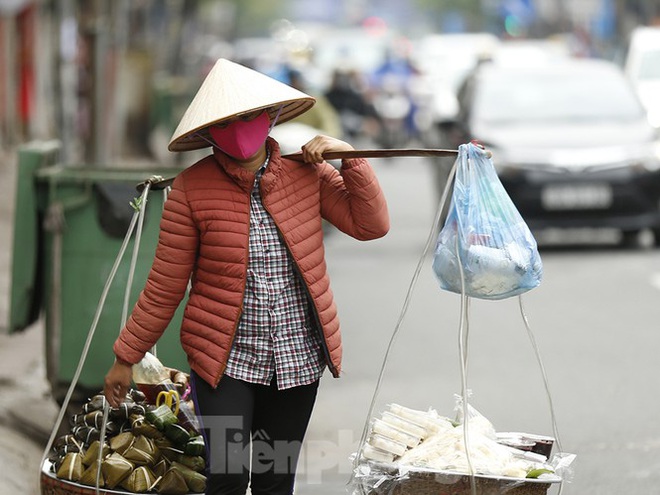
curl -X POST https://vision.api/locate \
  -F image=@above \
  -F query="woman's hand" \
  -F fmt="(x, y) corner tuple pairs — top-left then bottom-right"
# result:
(103, 359), (133, 407)
(301, 135), (354, 164)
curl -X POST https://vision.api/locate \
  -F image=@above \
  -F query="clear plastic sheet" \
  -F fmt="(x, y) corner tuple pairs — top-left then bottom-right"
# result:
(351, 400), (575, 495)
(351, 461), (564, 495)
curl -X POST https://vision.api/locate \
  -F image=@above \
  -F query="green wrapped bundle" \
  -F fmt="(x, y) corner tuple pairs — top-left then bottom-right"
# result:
(131, 414), (163, 439)
(184, 435), (205, 457)
(171, 461), (207, 493)
(176, 454), (205, 473)
(154, 436), (175, 451)
(165, 423), (191, 447)
(146, 404), (179, 431)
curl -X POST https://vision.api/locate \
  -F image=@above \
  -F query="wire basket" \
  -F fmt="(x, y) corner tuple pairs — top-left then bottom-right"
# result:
(41, 460), (118, 495)
(353, 463), (558, 495)
(41, 459), (205, 495)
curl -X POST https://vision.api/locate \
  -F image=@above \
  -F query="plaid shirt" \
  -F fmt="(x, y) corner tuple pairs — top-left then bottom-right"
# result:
(224, 157), (325, 390)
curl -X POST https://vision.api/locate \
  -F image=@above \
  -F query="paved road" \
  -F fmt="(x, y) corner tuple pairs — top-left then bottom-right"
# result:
(298, 157), (660, 495)
(2, 150), (660, 495)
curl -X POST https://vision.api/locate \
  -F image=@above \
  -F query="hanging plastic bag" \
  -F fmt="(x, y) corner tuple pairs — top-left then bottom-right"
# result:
(432, 142), (542, 300)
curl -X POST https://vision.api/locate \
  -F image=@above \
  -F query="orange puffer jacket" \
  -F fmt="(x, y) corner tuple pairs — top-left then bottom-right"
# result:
(113, 138), (390, 388)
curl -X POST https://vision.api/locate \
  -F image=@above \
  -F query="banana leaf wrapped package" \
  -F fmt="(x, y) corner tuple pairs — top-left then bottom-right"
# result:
(132, 413), (163, 439)
(121, 465), (159, 493)
(55, 452), (84, 482)
(184, 436), (205, 457)
(157, 467), (189, 495)
(79, 460), (105, 487)
(123, 435), (159, 466)
(47, 377), (206, 493)
(146, 404), (179, 431)
(82, 440), (110, 466)
(153, 458), (170, 478)
(110, 431), (136, 455)
(101, 452), (135, 489)
(165, 423), (191, 447)
(171, 461), (207, 493)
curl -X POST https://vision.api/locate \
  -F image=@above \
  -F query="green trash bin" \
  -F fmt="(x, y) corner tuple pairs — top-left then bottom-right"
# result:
(10, 141), (187, 403)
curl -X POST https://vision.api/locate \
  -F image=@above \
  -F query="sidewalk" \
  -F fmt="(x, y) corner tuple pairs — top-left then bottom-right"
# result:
(0, 323), (57, 495)
(0, 147), (60, 495)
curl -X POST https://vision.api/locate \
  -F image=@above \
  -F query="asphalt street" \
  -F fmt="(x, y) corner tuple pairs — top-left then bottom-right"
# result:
(1, 147), (660, 495)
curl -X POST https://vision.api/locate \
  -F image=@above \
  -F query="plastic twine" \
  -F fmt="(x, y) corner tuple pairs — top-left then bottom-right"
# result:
(352, 158), (458, 472)
(455, 151), (476, 495)
(518, 296), (565, 495)
(121, 182), (151, 327)
(351, 149), (565, 495)
(455, 229), (477, 495)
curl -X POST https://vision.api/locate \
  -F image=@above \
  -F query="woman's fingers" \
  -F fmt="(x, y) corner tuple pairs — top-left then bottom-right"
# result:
(301, 135), (354, 163)
(103, 361), (133, 407)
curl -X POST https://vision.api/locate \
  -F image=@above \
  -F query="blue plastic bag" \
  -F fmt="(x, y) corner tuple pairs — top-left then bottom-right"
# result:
(432, 143), (542, 300)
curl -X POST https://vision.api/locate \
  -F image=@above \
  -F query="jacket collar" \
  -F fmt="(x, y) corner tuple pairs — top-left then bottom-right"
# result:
(212, 137), (283, 194)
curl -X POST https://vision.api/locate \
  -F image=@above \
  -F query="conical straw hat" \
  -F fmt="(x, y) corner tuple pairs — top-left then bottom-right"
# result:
(168, 58), (316, 151)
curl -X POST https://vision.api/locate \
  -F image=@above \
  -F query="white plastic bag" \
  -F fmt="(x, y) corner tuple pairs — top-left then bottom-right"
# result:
(433, 143), (542, 300)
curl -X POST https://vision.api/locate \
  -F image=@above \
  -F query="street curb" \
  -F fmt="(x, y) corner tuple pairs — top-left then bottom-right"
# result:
(5, 396), (59, 448)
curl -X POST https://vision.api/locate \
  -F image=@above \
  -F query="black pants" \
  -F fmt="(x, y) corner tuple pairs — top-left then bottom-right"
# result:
(190, 372), (319, 495)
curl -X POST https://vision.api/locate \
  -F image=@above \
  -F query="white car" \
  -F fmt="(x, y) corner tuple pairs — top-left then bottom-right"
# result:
(624, 26), (660, 128)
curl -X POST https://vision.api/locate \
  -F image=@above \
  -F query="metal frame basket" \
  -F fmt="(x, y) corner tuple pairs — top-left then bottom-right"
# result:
(41, 459), (132, 495)
(354, 463), (558, 495)
(42, 466), (123, 495)
(40, 460), (204, 495)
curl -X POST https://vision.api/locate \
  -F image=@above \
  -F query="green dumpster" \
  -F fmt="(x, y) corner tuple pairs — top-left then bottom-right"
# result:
(10, 141), (187, 403)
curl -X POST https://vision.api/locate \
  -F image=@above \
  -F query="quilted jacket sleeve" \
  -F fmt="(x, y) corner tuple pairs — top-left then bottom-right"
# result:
(113, 173), (199, 364)
(319, 157), (389, 240)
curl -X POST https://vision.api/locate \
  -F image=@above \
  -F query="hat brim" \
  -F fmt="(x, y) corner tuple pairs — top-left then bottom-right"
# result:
(168, 98), (315, 152)
(167, 58), (317, 152)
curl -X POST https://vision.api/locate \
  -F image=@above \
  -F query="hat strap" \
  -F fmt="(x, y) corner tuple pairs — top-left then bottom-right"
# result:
(268, 105), (284, 134)
(195, 132), (221, 151)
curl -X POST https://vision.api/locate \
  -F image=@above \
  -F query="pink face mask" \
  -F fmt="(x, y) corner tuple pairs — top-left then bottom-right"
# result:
(208, 111), (271, 160)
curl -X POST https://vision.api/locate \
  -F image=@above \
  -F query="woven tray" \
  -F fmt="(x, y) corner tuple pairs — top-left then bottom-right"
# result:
(40, 460), (203, 495)
(41, 468), (123, 495)
(355, 464), (557, 495)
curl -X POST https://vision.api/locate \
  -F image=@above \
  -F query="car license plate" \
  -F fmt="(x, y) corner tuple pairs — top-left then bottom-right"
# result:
(541, 184), (613, 210)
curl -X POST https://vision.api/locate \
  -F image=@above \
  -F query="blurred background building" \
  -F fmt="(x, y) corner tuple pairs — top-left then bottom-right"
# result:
(1, 0), (659, 165)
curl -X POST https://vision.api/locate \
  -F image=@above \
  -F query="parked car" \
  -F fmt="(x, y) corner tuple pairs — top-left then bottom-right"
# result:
(440, 58), (660, 245)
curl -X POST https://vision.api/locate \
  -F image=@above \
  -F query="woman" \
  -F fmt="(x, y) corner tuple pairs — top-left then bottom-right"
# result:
(103, 58), (389, 495)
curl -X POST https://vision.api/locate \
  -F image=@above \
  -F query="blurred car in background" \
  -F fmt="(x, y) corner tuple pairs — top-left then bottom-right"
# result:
(411, 32), (500, 147)
(624, 26), (660, 128)
(440, 57), (660, 246)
